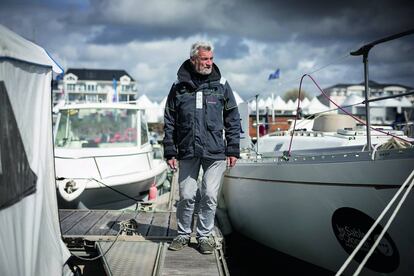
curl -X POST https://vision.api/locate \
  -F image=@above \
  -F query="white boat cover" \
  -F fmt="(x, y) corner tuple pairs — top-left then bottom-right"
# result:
(0, 25), (72, 276)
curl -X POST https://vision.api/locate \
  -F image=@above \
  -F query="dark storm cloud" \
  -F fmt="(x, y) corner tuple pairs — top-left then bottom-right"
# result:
(1, 0), (413, 100)
(234, 0), (414, 40)
(76, 0), (414, 44)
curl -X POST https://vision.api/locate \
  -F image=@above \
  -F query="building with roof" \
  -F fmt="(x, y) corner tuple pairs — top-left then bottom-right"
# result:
(319, 80), (413, 109)
(52, 68), (138, 105)
(321, 81), (414, 125)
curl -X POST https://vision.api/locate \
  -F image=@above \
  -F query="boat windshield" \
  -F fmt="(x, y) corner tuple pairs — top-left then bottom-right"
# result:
(55, 108), (144, 149)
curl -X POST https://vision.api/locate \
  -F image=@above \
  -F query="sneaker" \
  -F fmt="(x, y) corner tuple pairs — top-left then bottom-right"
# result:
(198, 236), (216, 254)
(168, 235), (189, 251)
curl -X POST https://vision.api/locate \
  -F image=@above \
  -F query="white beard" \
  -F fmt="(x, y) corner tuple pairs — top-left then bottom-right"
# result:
(198, 67), (212, 75)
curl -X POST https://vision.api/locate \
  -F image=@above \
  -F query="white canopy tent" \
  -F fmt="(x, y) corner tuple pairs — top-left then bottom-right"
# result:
(136, 94), (160, 123)
(300, 97), (310, 109)
(232, 90), (244, 105)
(399, 96), (413, 108)
(302, 97), (330, 115)
(0, 25), (72, 276)
(339, 94), (365, 115)
(285, 99), (296, 111)
(157, 96), (168, 122)
(273, 95), (287, 110)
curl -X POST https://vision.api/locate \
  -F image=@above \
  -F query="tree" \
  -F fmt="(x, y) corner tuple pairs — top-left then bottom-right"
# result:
(282, 89), (310, 102)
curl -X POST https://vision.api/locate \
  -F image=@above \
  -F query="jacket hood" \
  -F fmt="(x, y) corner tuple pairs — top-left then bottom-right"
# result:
(177, 59), (221, 87)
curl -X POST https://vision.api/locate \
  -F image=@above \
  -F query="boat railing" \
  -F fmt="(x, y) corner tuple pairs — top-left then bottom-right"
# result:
(283, 30), (414, 158)
(350, 29), (414, 151)
(250, 30), (414, 160)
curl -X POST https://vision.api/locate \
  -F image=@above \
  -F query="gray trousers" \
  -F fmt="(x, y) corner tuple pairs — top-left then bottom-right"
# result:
(176, 158), (227, 238)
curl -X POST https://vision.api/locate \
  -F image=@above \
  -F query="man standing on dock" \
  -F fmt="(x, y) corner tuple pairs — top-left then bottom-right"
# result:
(163, 41), (240, 254)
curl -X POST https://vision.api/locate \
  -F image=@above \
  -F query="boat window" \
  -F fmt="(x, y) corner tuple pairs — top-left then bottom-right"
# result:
(54, 108), (139, 148)
(140, 112), (149, 146)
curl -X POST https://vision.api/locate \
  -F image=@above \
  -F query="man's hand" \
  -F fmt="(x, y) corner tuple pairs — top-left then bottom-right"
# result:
(167, 157), (177, 171)
(226, 156), (238, 168)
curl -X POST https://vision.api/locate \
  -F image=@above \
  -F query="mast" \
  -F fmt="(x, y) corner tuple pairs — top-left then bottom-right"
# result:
(255, 94), (260, 156)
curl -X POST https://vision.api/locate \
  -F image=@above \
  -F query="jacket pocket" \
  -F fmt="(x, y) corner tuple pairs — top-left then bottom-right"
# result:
(205, 94), (224, 130)
(206, 126), (225, 154)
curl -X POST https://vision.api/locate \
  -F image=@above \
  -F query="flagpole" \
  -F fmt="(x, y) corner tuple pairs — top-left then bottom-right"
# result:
(255, 94), (259, 156)
(271, 92), (275, 122)
(268, 68), (280, 122)
(277, 77), (281, 114)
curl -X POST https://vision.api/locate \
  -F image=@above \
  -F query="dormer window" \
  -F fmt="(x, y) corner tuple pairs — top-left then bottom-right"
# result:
(120, 75), (131, 85)
(64, 73), (78, 82)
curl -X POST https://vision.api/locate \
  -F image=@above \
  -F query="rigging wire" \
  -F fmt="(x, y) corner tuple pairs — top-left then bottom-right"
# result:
(306, 74), (412, 143)
(285, 74), (412, 157)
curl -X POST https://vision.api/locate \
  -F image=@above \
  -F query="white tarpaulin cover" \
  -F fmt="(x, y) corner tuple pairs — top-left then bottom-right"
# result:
(0, 25), (72, 276)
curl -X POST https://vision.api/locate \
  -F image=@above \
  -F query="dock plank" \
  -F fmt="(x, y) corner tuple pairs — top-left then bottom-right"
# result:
(86, 210), (123, 236)
(58, 209), (75, 221)
(147, 212), (170, 237)
(168, 212), (178, 237)
(60, 210), (90, 235)
(65, 210), (107, 235)
(136, 212), (154, 236)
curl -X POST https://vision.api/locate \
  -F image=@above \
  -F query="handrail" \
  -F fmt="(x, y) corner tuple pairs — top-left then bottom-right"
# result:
(350, 29), (414, 57)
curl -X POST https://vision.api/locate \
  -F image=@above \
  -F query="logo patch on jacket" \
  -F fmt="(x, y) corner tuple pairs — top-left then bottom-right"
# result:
(206, 95), (217, 104)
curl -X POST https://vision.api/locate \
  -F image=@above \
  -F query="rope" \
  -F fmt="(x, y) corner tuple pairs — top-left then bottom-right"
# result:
(57, 176), (144, 205)
(70, 218), (138, 261)
(336, 169), (414, 276)
(371, 137), (413, 160)
(353, 173), (414, 275)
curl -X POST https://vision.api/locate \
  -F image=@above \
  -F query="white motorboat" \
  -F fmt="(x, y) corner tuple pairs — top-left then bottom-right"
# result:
(221, 30), (414, 275)
(54, 103), (168, 209)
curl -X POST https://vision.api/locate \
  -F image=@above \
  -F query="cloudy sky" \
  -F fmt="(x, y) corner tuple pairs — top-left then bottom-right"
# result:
(1, 0), (413, 102)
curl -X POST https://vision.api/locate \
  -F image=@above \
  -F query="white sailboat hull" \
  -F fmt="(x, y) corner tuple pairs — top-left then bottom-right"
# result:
(222, 149), (414, 275)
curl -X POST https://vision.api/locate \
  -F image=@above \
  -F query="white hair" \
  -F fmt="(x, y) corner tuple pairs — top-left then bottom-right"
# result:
(190, 41), (214, 58)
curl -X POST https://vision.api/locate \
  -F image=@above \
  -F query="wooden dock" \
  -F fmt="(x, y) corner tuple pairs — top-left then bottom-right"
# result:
(59, 172), (229, 276)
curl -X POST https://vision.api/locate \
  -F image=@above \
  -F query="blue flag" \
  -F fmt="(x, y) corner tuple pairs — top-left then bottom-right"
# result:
(268, 68), (280, 80)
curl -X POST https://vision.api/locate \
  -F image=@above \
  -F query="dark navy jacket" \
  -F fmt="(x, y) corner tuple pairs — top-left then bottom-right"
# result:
(163, 60), (240, 160)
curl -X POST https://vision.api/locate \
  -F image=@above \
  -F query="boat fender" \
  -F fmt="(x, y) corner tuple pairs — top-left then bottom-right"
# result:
(148, 183), (157, 201)
(58, 179), (87, 202)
